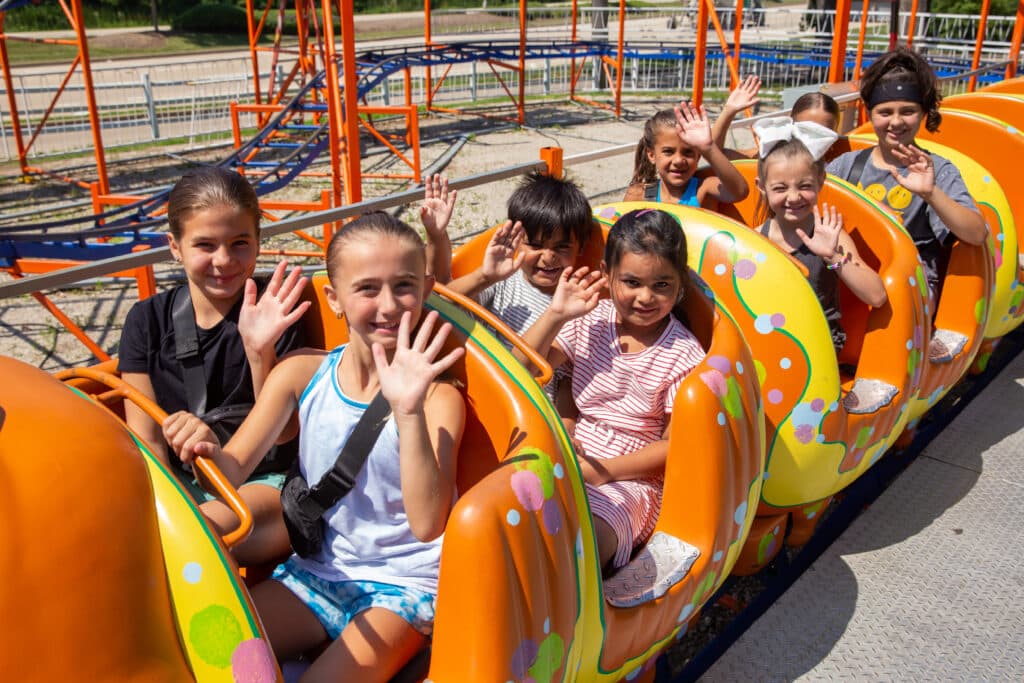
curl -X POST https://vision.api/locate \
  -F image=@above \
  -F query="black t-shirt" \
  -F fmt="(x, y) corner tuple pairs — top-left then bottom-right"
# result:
(118, 280), (307, 472)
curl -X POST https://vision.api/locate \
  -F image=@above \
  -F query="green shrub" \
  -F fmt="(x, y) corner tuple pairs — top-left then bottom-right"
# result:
(171, 3), (249, 34)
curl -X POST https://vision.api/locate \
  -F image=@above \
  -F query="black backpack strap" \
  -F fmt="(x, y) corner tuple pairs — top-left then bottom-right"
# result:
(308, 391), (392, 510)
(848, 146), (874, 189)
(171, 286), (208, 416)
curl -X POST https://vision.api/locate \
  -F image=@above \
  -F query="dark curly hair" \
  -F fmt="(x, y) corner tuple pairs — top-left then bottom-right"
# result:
(859, 46), (942, 133)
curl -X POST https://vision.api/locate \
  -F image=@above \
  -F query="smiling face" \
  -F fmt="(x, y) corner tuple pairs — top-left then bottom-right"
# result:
(647, 127), (700, 195)
(167, 204), (259, 313)
(757, 153), (822, 228)
(606, 250), (682, 341)
(520, 228), (581, 295)
(869, 99), (924, 151)
(325, 234), (431, 350)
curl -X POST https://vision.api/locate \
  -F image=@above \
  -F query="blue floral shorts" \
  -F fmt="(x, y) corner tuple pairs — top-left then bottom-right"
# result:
(272, 559), (436, 638)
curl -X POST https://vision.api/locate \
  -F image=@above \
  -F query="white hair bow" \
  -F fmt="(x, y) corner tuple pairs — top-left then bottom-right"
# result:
(752, 116), (838, 161)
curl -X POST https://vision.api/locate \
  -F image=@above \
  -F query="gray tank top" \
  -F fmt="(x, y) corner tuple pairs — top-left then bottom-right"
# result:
(760, 221), (846, 351)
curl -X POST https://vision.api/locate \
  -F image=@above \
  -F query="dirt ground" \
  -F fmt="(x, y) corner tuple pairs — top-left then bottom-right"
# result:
(3, 96), (728, 370)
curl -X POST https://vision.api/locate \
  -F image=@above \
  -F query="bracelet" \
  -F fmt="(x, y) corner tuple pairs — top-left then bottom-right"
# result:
(826, 251), (852, 271)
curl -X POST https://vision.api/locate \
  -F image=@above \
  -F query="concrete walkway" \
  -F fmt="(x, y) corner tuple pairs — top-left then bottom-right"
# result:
(702, 350), (1024, 680)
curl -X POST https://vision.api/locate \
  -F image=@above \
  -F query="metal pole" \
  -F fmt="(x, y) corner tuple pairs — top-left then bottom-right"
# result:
(142, 73), (159, 139)
(72, 0), (110, 196)
(339, 0), (362, 204)
(828, 0), (853, 83)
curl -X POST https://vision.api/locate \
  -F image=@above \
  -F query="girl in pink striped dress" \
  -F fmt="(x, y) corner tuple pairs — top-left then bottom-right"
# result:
(521, 208), (706, 574)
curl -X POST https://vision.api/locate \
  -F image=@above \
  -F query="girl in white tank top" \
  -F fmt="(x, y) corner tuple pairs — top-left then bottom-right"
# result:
(162, 212), (466, 681)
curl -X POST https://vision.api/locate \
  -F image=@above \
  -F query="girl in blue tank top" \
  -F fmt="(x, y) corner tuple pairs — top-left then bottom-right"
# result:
(624, 100), (750, 207)
(164, 212), (466, 681)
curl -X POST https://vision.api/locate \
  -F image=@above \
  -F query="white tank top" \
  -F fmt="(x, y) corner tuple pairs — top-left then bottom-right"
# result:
(292, 345), (444, 594)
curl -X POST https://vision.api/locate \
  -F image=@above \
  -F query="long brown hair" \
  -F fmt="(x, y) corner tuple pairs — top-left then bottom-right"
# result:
(630, 108), (679, 186)
(859, 46), (942, 132)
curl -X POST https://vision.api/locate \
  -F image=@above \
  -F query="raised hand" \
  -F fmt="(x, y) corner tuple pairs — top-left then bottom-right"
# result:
(420, 173), (457, 240)
(889, 143), (935, 199)
(481, 220), (525, 282)
(372, 310), (465, 417)
(238, 259), (311, 355)
(723, 75), (761, 115)
(550, 266), (606, 321)
(797, 203), (844, 261)
(162, 410), (221, 465)
(674, 100), (714, 153)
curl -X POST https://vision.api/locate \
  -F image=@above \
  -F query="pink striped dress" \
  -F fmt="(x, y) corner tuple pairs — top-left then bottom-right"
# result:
(556, 299), (706, 569)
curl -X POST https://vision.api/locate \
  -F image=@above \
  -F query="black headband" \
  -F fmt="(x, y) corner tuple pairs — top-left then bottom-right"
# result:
(866, 80), (923, 109)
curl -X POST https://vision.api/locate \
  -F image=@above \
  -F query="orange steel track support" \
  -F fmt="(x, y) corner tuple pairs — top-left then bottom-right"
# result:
(0, 0), (109, 194)
(1007, 1), (1024, 79)
(906, 0), (920, 48)
(693, 0), (709, 106)
(969, 0), (992, 92)
(828, 0), (853, 84)
(339, 0), (362, 205)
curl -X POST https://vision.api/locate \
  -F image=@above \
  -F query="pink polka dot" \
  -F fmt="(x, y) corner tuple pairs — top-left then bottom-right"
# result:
(811, 398), (825, 412)
(734, 259), (756, 279)
(707, 355), (731, 374)
(770, 313), (786, 328)
(794, 424), (814, 444)
(700, 370), (728, 397)
(511, 470), (545, 512)
(767, 389), (783, 404)
(231, 639), (276, 682)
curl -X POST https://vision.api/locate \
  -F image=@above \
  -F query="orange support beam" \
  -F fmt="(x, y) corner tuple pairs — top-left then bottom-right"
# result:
(540, 146), (564, 178)
(828, 0), (853, 83)
(969, 0), (992, 92)
(907, 0), (920, 48)
(1009, 1), (1024, 79)
(693, 0), (709, 106)
(320, 0), (345, 211)
(339, 0), (362, 205)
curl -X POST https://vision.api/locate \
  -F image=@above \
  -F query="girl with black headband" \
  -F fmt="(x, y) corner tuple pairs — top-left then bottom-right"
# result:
(826, 47), (987, 336)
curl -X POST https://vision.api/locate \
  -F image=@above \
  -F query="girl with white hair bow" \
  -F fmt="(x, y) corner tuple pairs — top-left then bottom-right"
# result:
(752, 116), (888, 352)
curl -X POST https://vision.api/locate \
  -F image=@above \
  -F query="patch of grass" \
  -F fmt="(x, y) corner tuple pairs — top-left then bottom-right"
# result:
(3, 32), (272, 65)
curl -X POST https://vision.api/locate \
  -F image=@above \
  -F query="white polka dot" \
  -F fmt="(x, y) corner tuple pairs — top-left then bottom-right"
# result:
(183, 562), (202, 584)
(553, 463), (564, 479)
(717, 412), (726, 425)
(736, 361), (744, 374)
(544, 617), (550, 634)
(506, 510), (521, 526)
(780, 357), (792, 369)
(714, 264), (727, 276)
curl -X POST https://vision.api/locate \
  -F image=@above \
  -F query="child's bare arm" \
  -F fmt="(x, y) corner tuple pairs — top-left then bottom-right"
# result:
(577, 439), (668, 486)
(797, 204), (887, 308)
(446, 220), (525, 298)
(517, 267), (605, 370)
(164, 352), (319, 487)
(121, 371), (170, 465)
(238, 259), (311, 397)
(374, 310), (466, 542)
(712, 75), (761, 150)
(420, 174), (458, 283)
(890, 144), (987, 246)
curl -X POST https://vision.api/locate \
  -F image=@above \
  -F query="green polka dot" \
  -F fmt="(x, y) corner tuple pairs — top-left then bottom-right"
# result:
(189, 605), (243, 668)
(754, 359), (767, 386)
(915, 266), (928, 299)
(855, 426), (874, 449)
(695, 570), (717, 602)
(975, 297), (988, 325)
(528, 632), (565, 683)
(520, 449), (556, 499)
(723, 376), (744, 419)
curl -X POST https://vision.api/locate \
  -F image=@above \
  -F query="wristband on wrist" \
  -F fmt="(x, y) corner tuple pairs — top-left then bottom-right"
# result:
(826, 251), (852, 271)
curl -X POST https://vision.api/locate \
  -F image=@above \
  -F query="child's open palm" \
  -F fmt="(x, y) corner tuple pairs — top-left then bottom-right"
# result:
(796, 204), (843, 261)
(238, 259), (310, 355)
(724, 75), (761, 115)
(419, 174), (457, 240)
(373, 310), (465, 417)
(551, 267), (606, 320)
(482, 220), (525, 281)
(890, 143), (935, 198)
(674, 101), (713, 153)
